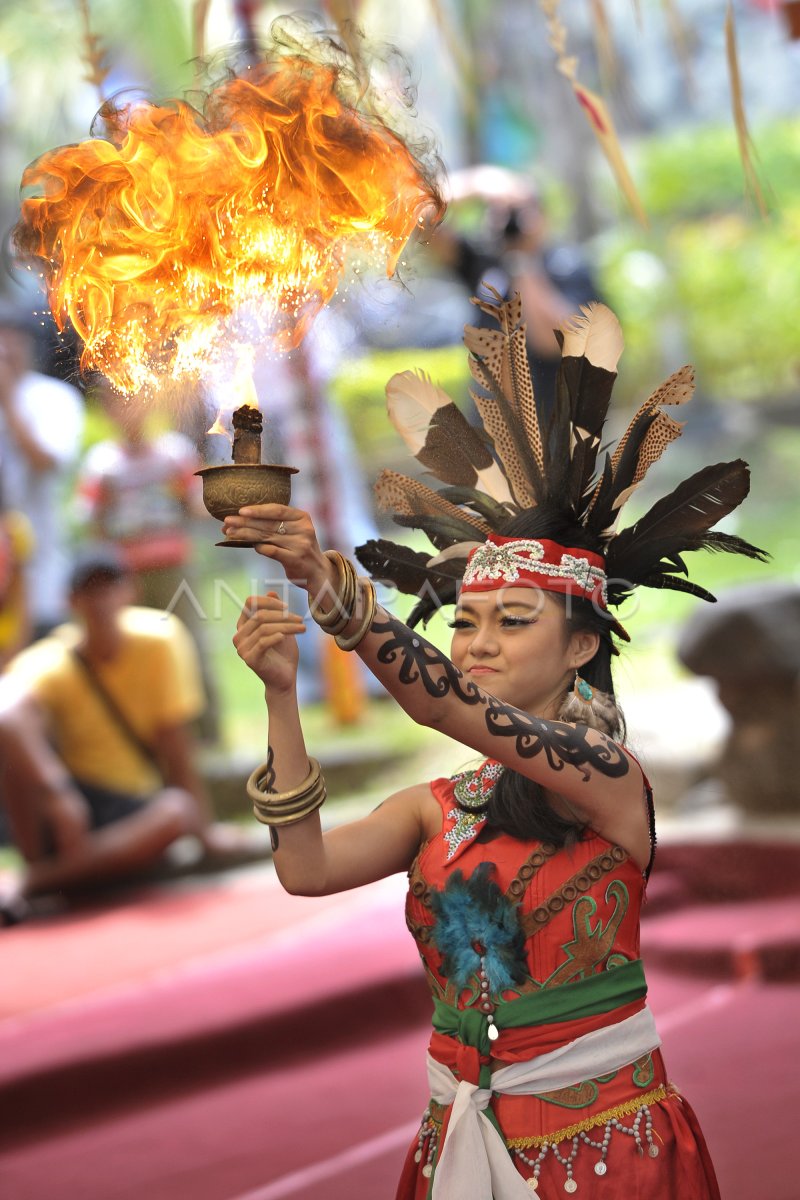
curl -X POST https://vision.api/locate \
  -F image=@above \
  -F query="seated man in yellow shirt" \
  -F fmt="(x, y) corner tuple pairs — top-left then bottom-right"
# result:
(0, 546), (237, 903)
(0, 504), (34, 670)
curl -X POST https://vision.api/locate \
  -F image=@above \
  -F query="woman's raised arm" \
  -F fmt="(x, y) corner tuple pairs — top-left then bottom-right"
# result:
(233, 591), (429, 896)
(224, 506), (645, 830)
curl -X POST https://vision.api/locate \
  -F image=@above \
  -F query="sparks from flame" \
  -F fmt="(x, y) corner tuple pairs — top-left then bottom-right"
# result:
(15, 55), (441, 395)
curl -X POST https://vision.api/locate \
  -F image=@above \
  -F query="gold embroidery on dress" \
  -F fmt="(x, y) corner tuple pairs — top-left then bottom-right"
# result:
(505, 1083), (669, 1148)
(537, 1079), (602, 1108)
(542, 879), (630, 988)
(519, 844), (628, 939)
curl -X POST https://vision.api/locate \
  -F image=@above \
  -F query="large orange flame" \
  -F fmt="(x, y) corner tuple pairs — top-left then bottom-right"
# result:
(15, 56), (442, 394)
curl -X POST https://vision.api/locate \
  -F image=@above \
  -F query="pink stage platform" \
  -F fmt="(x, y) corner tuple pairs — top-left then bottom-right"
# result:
(1, 858), (798, 1200)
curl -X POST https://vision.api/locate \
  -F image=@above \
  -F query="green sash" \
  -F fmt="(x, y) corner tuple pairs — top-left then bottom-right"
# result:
(424, 960), (647, 1198)
(432, 958), (647, 1060)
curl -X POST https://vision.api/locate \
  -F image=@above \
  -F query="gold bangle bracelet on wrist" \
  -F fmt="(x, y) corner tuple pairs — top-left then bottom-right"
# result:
(252, 791), (323, 820)
(309, 551), (358, 635)
(251, 774), (326, 817)
(246, 756), (327, 827)
(246, 757), (322, 806)
(250, 780), (326, 826)
(335, 579), (377, 652)
(252, 789), (326, 827)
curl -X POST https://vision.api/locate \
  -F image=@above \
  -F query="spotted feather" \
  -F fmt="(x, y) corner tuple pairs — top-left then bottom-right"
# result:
(464, 289), (543, 471)
(469, 389), (537, 509)
(610, 364), (694, 473)
(374, 469), (492, 535)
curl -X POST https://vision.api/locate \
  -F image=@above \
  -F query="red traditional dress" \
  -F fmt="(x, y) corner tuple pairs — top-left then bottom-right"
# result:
(397, 758), (720, 1199)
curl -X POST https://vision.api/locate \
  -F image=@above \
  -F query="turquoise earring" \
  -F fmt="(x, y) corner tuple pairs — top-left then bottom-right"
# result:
(574, 672), (593, 702)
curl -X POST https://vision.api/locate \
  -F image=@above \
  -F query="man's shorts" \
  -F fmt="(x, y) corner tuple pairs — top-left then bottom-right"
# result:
(0, 779), (149, 850)
(75, 781), (149, 830)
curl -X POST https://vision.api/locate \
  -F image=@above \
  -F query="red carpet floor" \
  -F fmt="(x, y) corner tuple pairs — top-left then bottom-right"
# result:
(1, 866), (799, 1200)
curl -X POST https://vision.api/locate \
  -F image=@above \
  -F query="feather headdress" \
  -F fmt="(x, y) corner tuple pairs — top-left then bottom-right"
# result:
(356, 288), (767, 630)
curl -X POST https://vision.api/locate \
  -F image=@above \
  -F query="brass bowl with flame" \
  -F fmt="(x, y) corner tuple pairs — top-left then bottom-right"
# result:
(196, 463), (299, 547)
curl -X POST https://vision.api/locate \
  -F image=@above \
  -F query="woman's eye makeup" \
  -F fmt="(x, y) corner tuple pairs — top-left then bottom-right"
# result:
(447, 616), (535, 629)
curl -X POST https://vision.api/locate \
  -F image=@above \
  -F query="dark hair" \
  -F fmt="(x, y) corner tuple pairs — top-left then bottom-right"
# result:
(69, 544), (129, 594)
(483, 507), (624, 847)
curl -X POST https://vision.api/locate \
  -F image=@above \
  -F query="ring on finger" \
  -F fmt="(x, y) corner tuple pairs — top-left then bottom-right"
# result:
(277, 520), (286, 535)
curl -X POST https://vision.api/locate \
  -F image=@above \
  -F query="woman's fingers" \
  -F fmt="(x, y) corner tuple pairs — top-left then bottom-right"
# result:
(224, 522), (292, 545)
(235, 628), (293, 658)
(235, 592), (305, 633)
(234, 618), (305, 644)
(223, 502), (306, 535)
(237, 503), (305, 522)
(241, 592), (297, 613)
(234, 623), (304, 664)
(236, 593), (279, 630)
(235, 616), (306, 644)
(223, 503), (312, 544)
(222, 524), (307, 557)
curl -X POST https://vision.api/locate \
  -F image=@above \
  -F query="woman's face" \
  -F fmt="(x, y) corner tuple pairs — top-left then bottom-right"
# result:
(448, 587), (597, 717)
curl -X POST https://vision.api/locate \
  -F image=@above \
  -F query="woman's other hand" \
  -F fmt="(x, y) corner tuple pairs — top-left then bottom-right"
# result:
(222, 504), (335, 600)
(233, 592), (306, 694)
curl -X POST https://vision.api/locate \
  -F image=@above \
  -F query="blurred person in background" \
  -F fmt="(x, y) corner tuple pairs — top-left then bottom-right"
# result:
(0, 478), (34, 670)
(429, 165), (599, 417)
(77, 378), (219, 739)
(204, 308), (383, 719)
(0, 546), (259, 919)
(78, 377), (201, 609)
(0, 300), (84, 638)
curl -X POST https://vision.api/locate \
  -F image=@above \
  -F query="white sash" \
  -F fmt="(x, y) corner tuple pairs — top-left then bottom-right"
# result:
(427, 1006), (660, 1200)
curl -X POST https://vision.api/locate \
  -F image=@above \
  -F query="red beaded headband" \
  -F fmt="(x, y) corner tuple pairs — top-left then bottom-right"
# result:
(460, 535), (630, 642)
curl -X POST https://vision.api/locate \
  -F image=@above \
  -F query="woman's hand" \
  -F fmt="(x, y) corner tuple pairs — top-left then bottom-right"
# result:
(233, 592), (307, 694)
(222, 504), (335, 600)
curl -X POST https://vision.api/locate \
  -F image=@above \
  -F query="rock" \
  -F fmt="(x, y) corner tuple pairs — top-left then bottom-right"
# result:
(677, 582), (800, 815)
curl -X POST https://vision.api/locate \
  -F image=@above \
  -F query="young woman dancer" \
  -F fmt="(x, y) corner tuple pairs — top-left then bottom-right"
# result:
(225, 294), (764, 1198)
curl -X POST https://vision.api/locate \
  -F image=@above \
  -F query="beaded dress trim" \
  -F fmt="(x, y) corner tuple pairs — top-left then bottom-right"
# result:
(413, 1085), (673, 1191)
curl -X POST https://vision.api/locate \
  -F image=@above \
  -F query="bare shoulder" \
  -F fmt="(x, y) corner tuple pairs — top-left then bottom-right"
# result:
(376, 781), (441, 836)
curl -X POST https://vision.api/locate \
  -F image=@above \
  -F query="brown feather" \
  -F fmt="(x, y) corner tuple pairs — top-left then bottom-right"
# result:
(426, 541), (483, 569)
(464, 288), (543, 472)
(469, 389), (537, 509)
(606, 460), (754, 587)
(610, 364), (694, 471)
(558, 302), (624, 373)
(355, 538), (464, 599)
(374, 469), (492, 535)
(385, 370), (513, 503)
(587, 364), (694, 521)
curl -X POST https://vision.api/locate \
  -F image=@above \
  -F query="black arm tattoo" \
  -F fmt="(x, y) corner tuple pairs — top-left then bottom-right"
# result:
(264, 745), (279, 851)
(264, 745), (277, 792)
(483, 699), (628, 781)
(372, 612), (484, 705)
(371, 611), (629, 783)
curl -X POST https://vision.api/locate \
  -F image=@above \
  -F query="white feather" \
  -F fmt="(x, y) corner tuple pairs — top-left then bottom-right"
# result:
(386, 370), (449, 456)
(385, 370), (515, 505)
(427, 541), (482, 569)
(558, 303), (624, 372)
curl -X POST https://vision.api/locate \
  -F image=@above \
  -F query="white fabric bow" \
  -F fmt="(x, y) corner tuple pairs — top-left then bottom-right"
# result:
(428, 1006), (660, 1200)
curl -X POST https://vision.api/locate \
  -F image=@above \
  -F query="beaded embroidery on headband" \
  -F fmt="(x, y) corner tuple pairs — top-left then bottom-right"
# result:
(461, 536), (609, 607)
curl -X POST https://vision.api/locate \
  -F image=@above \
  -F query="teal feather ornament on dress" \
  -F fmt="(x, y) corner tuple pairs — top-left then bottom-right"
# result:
(428, 863), (528, 994)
